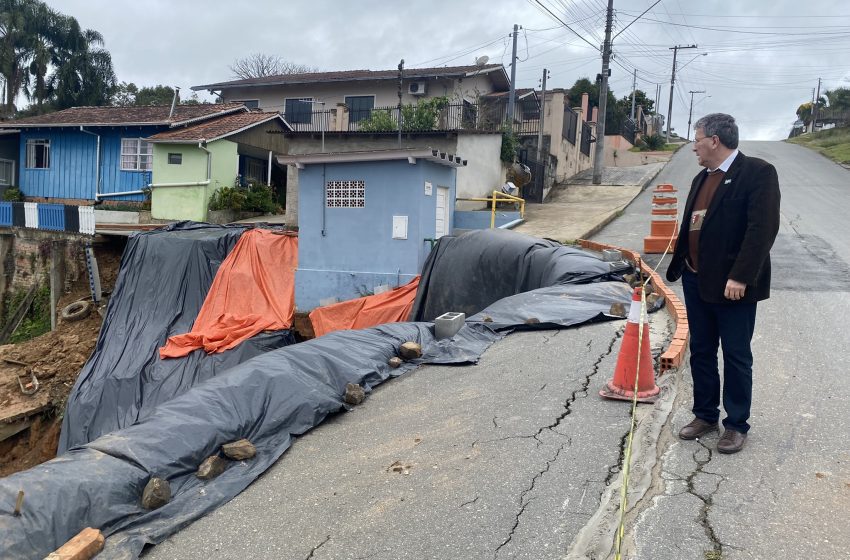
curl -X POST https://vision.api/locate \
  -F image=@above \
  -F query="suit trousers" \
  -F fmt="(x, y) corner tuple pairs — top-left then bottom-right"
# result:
(682, 269), (757, 433)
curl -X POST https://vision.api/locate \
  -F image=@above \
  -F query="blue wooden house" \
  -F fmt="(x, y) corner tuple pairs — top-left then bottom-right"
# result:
(0, 103), (249, 203)
(276, 148), (466, 311)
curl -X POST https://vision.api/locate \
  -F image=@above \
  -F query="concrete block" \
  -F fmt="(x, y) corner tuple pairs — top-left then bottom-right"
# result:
(435, 311), (466, 339)
(602, 248), (622, 262)
(373, 284), (391, 295)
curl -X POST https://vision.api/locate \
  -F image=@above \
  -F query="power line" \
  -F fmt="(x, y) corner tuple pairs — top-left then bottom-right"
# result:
(530, 0), (601, 51)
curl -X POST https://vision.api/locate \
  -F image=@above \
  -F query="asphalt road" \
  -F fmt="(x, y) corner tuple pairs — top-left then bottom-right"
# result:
(144, 141), (849, 560)
(595, 140), (850, 560)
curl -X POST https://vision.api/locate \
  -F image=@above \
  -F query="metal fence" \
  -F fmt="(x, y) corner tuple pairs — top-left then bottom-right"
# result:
(580, 122), (592, 156)
(284, 100), (540, 135)
(562, 107), (578, 145)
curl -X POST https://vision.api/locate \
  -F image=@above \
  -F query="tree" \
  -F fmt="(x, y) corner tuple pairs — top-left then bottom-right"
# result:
(111, 81), (138, 106)
(566, 77), (622, 135)
(229, 53), (316, 79)
(824, 87), (850, 111)
(0, 0), (116, 115)
(135, 85), (176, 106)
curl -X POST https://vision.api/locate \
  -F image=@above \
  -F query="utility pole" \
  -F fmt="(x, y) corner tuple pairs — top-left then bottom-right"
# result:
(665, 44), (697, 143)
(506, 24), (520, 123)
(812, 77), (822, 133)
(536, 68), (549, 163)
(630, 69), (637, 121)
(591, 0), (614, 185)
(397, 59), (404, 147)
(687, 90), (705, 141)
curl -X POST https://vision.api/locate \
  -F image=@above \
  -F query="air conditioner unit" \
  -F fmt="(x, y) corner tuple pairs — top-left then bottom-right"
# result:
(408, 81), (427, 95)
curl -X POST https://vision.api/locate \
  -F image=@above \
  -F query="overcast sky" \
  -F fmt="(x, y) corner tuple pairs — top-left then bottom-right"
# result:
(44, 0), (850, 141)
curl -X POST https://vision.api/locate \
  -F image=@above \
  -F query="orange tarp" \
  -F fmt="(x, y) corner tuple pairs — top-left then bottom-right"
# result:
(159, 229), (298, 358)
(309, 276), (420, 338)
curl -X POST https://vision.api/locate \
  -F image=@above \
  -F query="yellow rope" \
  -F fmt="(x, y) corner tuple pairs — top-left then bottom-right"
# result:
(613, 232), (677, 560)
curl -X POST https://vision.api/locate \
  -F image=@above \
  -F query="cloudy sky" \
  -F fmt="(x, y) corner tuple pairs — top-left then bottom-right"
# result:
(45, 0), (850, 140)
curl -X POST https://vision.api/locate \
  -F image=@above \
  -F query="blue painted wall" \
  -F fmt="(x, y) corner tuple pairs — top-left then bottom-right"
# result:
(295, 158), (457, 311)
(19, 126), (166, 201)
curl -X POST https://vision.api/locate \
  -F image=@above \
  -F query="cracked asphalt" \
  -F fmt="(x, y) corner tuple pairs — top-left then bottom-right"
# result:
(144, 140), (849, 560)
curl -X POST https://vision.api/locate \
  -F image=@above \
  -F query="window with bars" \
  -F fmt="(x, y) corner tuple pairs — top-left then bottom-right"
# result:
(25, 139), (50, 169)
(326, 180), (365, 208)
(120, 138), (153, 171)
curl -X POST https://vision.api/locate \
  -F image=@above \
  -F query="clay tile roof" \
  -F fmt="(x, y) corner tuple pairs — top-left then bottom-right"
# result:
(146, 111), (291, 142)
(192, 64), (508, 90)
(1, 103), (248, 128)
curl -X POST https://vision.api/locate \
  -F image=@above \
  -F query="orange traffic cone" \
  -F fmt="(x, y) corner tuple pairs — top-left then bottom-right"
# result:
(599, 287), (660, 404)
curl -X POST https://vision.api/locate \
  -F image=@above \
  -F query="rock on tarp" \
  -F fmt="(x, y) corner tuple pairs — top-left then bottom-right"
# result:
(0, 322), (501, 560)
(58, 222), (296, 453)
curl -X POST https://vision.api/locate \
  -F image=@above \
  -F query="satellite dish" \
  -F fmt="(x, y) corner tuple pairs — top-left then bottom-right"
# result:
(475, 55), (489, 66)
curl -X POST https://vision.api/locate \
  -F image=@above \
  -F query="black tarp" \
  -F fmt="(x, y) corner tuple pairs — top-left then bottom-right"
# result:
(0, 323), (501, 559)
(410, 229), (625, 322)
(0, 226), (647, 559)
(58, 222), (296, 453)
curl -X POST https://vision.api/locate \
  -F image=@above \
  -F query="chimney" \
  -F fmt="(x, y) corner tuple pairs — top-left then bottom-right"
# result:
(581, 92), (589, 121)
(591, 106), (598, 123)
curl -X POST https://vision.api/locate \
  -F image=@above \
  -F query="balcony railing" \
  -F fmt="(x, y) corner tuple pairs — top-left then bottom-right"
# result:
(283, 101), (541, 135)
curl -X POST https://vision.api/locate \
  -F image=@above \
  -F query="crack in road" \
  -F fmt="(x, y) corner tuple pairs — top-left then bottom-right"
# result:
(687, 440), (726, 557)
(494, 442), (568, 558)
(460, 496), (480, 508)
(304, 535), (331, 560)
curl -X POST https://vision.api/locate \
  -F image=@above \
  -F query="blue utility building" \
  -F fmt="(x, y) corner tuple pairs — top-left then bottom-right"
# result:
(278, 148), (467, 311)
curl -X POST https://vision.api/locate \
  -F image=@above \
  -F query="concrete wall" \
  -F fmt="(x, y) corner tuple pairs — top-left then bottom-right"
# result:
(150, 140), (238, 221)
(602, 135), (672, 167)
(295, 158), (456, 310)
(220, 73), (500, 114)
(283, 132), (501, 224)
(537, 90), (594, 186)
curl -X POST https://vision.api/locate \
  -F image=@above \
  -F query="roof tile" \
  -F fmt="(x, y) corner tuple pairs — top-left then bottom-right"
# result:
(146, 111), (289, 142)
(2, 103), (247, 127)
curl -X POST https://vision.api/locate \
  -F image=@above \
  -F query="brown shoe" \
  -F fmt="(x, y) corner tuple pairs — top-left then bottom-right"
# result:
(717, 429), (747, 454)
(678, 418), (718, 440)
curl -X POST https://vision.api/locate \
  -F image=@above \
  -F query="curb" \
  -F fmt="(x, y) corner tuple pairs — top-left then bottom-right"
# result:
(577, 239), (688, 372)
(575, 163), (667, 241)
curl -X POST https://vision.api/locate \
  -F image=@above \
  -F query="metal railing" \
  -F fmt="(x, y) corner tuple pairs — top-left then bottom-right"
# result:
(284, 100), (541, 135)
(580, 122), (592, 156)
(562, 107), (578, 145)
(456, 191), (526, 229)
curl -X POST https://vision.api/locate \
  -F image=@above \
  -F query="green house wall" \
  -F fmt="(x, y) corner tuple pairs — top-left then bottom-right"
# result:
(150, 140), (239, 221)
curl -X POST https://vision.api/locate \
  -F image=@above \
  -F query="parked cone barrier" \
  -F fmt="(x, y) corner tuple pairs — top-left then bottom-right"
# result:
(643, 184), (678, 254)
(600, 287), (660, 404)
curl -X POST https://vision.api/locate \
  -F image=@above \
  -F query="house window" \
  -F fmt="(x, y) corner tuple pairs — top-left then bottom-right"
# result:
(244, 158), (266, 184)
(168, 153), (182, 165)
(284, 98), (313, 124)
(25, 139), (50, 169)
(120, 138), (153, 171)
(234, 99), (259, 109)
(326, 180), (365, 208)
(0, 158), (14, 185)
(345, 95), (375, 123)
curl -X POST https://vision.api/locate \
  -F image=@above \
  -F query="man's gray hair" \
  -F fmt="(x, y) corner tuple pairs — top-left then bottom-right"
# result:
(695, 113), (739, 149)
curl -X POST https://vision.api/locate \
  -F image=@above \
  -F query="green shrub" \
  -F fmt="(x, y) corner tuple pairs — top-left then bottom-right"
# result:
(4, 283), (51, 343)
(637, 134), (666, 151)
(500, 126), (520, 163)
(208, 186), (246, 211)
(358, 109), (398, 132)
(244, 183), (278, 213)
(2, 186), (24, 201)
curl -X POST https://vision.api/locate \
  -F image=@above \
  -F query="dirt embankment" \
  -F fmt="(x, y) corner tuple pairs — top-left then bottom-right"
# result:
(0, 240), (123, 477)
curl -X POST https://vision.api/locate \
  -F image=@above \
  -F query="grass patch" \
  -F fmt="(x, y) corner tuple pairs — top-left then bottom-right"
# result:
(3, 282), (52, 343)
(787, 127), (850, 164)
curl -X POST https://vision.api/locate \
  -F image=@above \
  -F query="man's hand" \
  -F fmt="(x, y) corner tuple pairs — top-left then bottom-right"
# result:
(724, 279), (747, 300)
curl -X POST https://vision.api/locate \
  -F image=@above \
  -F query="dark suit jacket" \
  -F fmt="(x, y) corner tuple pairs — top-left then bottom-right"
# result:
(666, 151), (780, 303)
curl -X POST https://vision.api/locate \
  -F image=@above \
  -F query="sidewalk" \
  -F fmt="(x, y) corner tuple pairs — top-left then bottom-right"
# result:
(513, 163), (665, 242)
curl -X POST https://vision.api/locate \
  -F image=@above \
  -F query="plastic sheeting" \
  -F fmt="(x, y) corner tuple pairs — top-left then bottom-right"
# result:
(58, 222), (296, 454)
(309, 276), (420, 338)
(0, 322), (502, 560)
(160, 229), (298, 358)
(411, 229), (626, 322)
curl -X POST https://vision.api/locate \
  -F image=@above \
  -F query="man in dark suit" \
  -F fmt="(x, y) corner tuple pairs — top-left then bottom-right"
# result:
(666, 113), (780, 454)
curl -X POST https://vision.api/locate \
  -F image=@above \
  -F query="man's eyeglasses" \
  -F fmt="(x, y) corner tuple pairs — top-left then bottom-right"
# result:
(694, 135), (716, 144)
